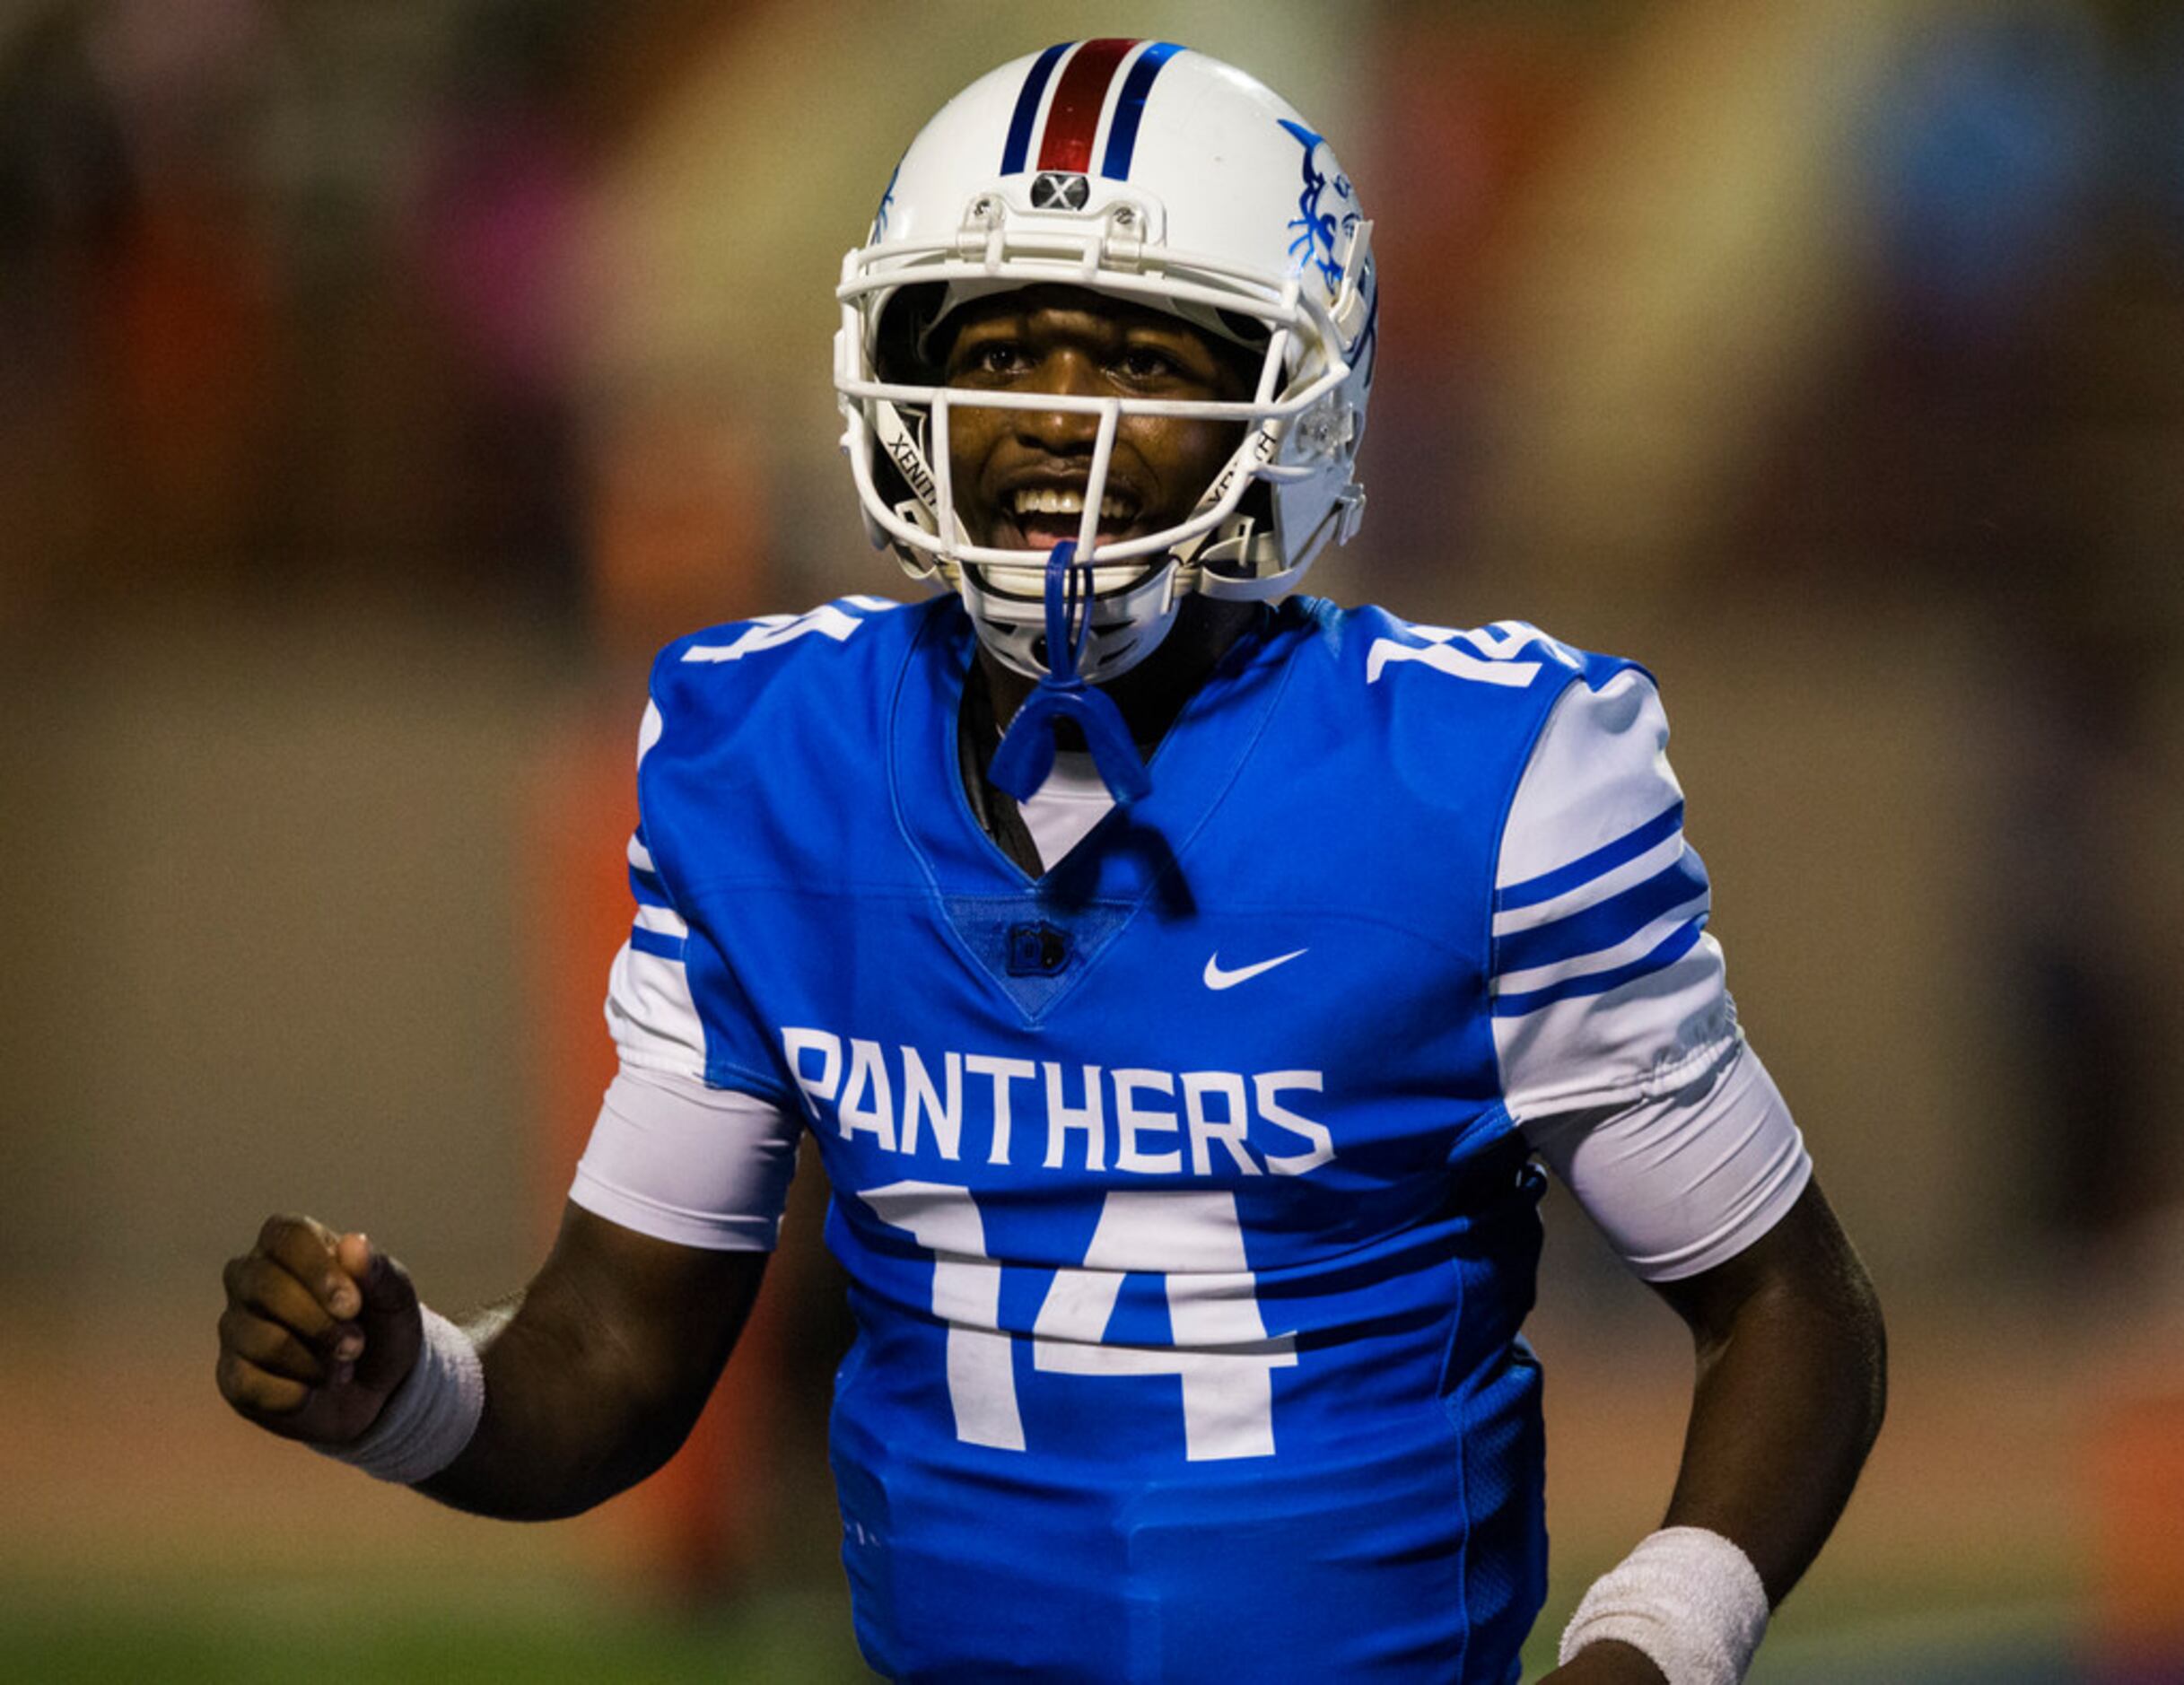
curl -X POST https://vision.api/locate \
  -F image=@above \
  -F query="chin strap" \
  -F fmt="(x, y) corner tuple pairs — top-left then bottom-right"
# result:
(988, 542), (1152, 806)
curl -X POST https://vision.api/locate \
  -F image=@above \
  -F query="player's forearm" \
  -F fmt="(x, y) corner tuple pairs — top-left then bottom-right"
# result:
(412, 1289), (701, 1521)
(404, 1208), (767, 1521)
(1657, 1196), (1886, 1603)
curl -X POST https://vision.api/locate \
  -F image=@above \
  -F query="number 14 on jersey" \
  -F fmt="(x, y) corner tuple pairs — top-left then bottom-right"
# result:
(860, 1182), (1297, 1462)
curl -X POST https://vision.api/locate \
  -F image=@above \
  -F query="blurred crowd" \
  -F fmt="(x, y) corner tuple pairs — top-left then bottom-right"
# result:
(3, 0), (2180, 1288)
(3, 7), (2181, 1673)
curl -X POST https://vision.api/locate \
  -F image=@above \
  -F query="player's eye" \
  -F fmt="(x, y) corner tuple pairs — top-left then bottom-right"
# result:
(951, 337), (1032, 381)
(1114, 344), (1184, 383)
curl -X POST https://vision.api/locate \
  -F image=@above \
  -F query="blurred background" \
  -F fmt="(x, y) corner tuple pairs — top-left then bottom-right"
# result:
(2, 0), (2180, 1679)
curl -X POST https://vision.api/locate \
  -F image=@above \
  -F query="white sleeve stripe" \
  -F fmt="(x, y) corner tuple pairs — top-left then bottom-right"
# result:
(1496, 798), (1684, 905)
(1492, 665), (1735, 1127)
(605, 939), (707, 1081)
(1494, 893), (1710, 996)
(1495, 939), (1735, 1117)
(633, 904), (689, 938)
(627, 834), (655, 873)
(1496, 842), (1710, 982)
(1492, 827), (1685, 935)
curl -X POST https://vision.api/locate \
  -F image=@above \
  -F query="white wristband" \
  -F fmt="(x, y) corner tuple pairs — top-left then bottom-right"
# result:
(1558, 1526), (1769, 1685)
(319, 1305), (485, 1486)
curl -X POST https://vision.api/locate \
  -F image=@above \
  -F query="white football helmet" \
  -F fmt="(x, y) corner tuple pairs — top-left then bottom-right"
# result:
(835, 40), (1377, 683)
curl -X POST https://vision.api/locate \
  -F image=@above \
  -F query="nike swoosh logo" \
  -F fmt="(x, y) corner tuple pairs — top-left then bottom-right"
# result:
(1203, 948), (1308, 991)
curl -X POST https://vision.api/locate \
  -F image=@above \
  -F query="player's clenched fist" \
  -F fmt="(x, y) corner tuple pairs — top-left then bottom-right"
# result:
(216, 1215), (424, 1447)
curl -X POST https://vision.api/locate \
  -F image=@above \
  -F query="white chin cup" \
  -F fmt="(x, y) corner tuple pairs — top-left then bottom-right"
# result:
(957, 555), (1182, 684)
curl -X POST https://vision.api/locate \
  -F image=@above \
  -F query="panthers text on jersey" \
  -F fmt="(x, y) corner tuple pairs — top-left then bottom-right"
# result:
(584, 593), (1737, 1684)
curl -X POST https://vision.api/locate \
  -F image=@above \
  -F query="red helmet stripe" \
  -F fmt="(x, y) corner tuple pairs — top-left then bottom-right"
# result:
(1035, 39), (1139, 175)
(1000, 41), (1070, 175)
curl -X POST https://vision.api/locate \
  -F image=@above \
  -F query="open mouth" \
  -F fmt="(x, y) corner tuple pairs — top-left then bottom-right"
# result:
(998, 485), (1141, 554)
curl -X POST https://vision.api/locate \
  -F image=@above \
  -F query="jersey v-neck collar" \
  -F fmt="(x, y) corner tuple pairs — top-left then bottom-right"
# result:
(887, 598), (1307, 1017)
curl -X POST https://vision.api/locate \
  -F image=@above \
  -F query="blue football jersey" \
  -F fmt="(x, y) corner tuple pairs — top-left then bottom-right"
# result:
(623, 593), (1665, 1684)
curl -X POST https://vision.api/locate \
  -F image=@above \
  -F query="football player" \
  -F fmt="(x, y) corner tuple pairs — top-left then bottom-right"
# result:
(217, 42), (1883, 1684)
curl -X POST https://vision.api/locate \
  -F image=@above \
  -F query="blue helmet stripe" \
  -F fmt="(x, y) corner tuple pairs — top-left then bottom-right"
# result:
(1099, 41), (1183, 179)
(1001, 42), (1071, 175)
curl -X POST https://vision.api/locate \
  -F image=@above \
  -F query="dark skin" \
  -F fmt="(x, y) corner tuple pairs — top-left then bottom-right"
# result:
(1564, 1178), (1886, 1683)
(218, 1211), (766, 1521)
(216, 293), (1885, 1679)
(939, 284), (1266, 753)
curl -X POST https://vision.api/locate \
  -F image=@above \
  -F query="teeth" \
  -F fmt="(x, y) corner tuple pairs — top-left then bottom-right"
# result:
(1012, 488), (1131, 520)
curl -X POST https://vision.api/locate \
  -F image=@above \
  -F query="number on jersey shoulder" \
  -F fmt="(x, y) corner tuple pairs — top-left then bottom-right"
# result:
(1365, 617), (1581, 688)
(680, 596), (895, 664)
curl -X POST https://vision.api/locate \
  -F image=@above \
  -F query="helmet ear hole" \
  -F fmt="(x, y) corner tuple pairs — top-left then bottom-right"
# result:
(1213, 331), (1267, 401)
(875, 284), (949, 382)
(1216, 310), (1272, 354)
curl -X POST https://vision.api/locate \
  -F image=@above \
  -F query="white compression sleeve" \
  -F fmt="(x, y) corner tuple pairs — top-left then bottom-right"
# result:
(1523, 1039), (1811, 1281)
(569, 1067), (800, 1251)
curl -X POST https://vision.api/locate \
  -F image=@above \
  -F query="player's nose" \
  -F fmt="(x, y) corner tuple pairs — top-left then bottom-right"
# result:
(1015, 350), (1105, 452)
